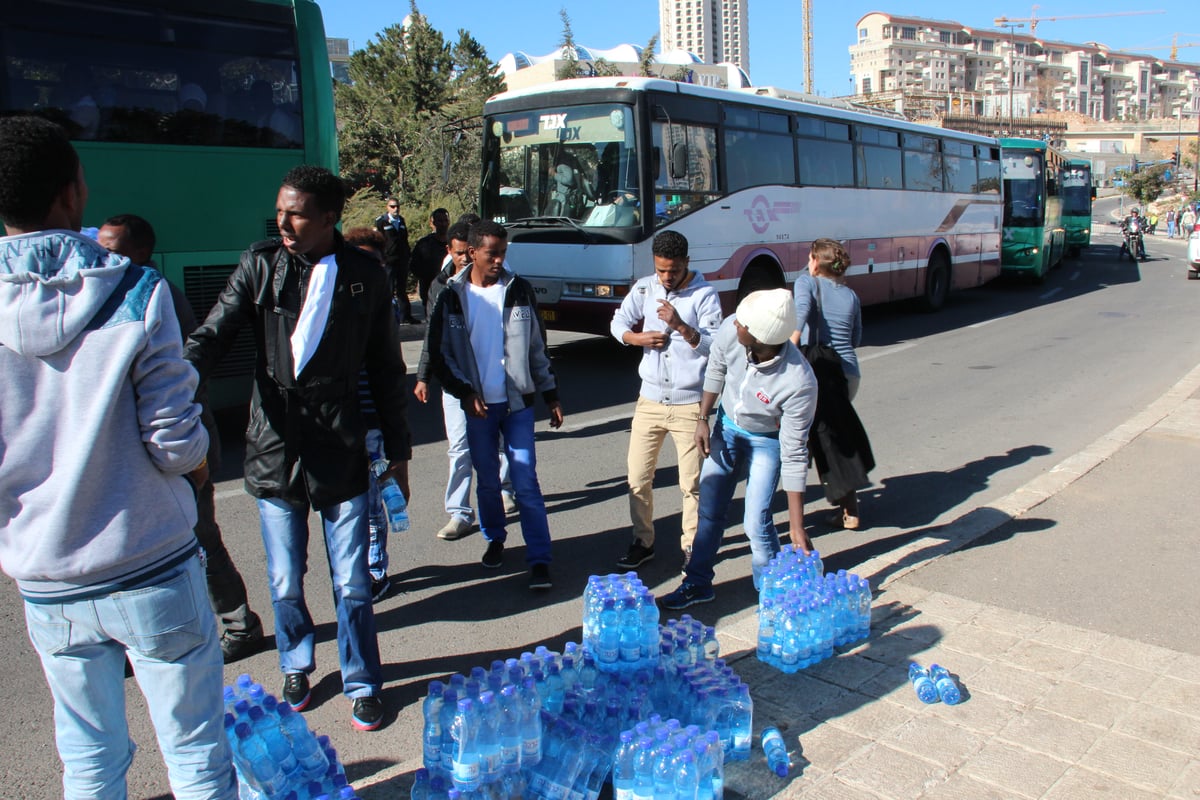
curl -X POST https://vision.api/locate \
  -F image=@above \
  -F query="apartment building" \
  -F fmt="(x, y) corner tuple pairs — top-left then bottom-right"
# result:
(849, 12), (1200, 122)
(659, 0), (749, 75)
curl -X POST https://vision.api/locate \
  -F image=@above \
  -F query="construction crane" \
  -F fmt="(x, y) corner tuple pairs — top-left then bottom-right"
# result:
(802, 0), (813, 93)
(1143, 34), (1200, 60)
(993, 7), (1166, 37)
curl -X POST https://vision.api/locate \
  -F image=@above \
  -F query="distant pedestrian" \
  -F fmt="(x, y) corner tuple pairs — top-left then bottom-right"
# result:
(660, 289), (817, 610)
(409, 207), (450, 318)
(1183, 206), (1197, 237)
(429, 220), (563, 590)
(375, 196), (416, 323)
(610, 231), (723, 573)
(0, 115), (235, 798)
(97, 213), (266, 659)
(1166, 209), (1177, 239)
(342, 225), (401, 603)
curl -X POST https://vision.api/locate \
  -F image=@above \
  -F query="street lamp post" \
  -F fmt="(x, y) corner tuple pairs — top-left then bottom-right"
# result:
(998, 22), (1025, 124)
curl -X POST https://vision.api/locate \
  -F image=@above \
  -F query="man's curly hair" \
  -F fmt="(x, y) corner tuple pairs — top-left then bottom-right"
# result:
(0, 116), (80, 228)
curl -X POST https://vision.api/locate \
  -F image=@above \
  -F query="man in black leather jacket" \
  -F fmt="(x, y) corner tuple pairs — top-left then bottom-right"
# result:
(185, 165), (411, 732)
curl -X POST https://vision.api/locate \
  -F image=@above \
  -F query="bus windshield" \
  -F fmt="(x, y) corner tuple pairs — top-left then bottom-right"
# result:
(483, 103), (641, 227)
(1003, 153), (1044, 226)
(1061, 166), (1092, 216)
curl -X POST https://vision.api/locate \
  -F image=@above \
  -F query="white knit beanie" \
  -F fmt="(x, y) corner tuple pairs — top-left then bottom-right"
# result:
(736, 288), (796, 346)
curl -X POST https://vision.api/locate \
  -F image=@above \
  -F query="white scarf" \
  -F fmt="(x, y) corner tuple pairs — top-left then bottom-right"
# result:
(290, 253), (338, 378)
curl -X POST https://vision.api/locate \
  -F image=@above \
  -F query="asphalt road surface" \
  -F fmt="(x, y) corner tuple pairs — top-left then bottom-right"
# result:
(3, 195), (1198, 797)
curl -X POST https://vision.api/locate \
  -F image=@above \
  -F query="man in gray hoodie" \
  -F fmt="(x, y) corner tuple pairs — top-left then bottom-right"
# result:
(0, 117), (234, 798)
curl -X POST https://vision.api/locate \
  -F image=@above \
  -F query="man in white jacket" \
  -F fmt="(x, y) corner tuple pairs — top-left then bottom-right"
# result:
(610, 231), (724, 572)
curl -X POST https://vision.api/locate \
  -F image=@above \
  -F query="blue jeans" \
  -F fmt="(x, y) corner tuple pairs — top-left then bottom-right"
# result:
(685, 414), (783, 590)
(364, 429), (388, 581)
(24, 556), (236, 800)
(256, 494), (382, 698)
(464, 403), (552, 564)
(443, 389), (512, 523)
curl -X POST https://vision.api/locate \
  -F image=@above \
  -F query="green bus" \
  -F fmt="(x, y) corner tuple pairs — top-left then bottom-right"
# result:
(1061, 158), (1095, 256)
(2, 0), (337, 407)
(1000, 138), (1066, 281)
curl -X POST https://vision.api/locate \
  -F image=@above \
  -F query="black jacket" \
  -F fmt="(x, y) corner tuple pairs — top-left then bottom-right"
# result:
(185, 233), (411, 509)
(374, 213), (411, 297)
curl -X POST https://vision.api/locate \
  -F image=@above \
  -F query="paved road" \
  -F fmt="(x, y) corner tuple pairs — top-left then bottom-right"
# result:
(2, 200), (1198, 797)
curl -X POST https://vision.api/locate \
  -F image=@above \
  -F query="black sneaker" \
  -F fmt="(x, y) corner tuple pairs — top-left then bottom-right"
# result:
(282, 673), (311, 711)
(371, 576), (391, 603)
(481, 540), (504, 569)
(616, 542), (655, 570)
(529, 563), (552, 590)
(220, 627), (265, 664)
(659, 581), (715, 610)
(351, 695), (385, 731)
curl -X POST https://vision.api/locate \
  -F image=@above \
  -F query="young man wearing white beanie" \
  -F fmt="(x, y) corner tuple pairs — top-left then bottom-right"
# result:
(660, 288), (818, 609)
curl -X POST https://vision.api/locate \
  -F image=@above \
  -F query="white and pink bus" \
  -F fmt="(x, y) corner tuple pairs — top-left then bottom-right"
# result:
(480, 77), (1002, 334)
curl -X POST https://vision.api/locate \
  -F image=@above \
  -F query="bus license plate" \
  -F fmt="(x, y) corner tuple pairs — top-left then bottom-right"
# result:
(540, 309), (557, 322)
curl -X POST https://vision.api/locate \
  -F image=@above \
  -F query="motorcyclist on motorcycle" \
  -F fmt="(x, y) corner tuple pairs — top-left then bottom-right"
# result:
(1121, 208), (1147, 260)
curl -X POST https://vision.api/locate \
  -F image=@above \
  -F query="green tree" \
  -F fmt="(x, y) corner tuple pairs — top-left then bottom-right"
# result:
(556, 9), (581, 80)
(334, 2), (502, 222)
(1123, 164), (1170, 207)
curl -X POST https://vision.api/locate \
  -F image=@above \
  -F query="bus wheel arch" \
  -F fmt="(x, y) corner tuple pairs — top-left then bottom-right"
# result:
(735, 254), (787, 307)
(919, 245), (952, 312)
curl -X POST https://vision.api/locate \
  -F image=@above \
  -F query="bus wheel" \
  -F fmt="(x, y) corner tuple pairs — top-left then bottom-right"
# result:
(735, 258), (786, 306)
(919, 252), (950, 312)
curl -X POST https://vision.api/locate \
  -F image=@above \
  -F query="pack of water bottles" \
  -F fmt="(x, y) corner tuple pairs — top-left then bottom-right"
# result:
(612, 716), (726, 800)
(756, 548), (872, 673)
(582, 573), (661, 674)
(224, 674), (355, 800)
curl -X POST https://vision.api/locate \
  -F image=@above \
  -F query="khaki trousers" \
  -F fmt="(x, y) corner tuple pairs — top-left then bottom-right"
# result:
(627, 396), (704, 549)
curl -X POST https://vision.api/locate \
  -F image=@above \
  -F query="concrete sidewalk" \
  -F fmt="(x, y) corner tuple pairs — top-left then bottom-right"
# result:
(713, 362), (1200, 799)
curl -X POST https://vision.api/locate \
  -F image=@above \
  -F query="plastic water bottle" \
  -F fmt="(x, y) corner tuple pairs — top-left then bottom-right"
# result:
(423, 681), (445, 772)
(247, 704), (300, 779)
(370, 457), (409, 532)
(234, 721), (288, 796)
(519, 677), (542, 767)
(728, 684), (753, 762)
(761, 727), (788, 777)
(929, 664), (962, 705)
(497, 684), (523, 774)
(440, 687), (460, 775)
(450, 698), (482, 791)
(908, 663), (939, 704)
(632, 735), (657, 800)
(597, 598), (620, 669)
(612, 730), (637, 800)
(476, 691), (502, 783)
(276, 703), (327, 782)
(619, 599), (642, 670)
(411, 767), (431, 800)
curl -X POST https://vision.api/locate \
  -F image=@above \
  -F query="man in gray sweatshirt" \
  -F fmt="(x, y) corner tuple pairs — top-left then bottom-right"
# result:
(0, 117), (234, 798)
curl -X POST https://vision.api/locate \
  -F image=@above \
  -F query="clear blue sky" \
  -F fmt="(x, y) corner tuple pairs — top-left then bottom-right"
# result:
(316, 1), (1192, 98)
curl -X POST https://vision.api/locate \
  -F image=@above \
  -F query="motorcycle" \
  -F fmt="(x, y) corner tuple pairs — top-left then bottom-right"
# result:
(1119, 218), (1147, 261)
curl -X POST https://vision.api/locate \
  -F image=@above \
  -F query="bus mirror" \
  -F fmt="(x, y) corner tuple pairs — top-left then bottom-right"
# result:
(669, 141), (688, 180)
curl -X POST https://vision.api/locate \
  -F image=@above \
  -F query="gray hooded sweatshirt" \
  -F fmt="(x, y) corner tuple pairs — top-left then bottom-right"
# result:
(0, 230), (207, 602)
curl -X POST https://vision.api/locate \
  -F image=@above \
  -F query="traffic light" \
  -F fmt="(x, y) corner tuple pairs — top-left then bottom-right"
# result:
(1174, 152), (1180, 167)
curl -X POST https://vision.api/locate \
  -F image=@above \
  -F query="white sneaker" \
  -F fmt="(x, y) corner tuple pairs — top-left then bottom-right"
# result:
(437, 517), (473, 541)
(502, 492), (518, 514)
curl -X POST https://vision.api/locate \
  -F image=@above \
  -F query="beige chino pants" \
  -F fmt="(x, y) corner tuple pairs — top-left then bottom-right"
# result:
(627, 396), (704, 550)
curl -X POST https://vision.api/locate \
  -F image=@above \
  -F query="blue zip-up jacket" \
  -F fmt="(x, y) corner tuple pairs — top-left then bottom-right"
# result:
(0, 231), (207, 602)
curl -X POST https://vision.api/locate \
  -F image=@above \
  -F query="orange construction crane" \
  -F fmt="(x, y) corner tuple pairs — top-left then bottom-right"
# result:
(993, 6), (1166, 37)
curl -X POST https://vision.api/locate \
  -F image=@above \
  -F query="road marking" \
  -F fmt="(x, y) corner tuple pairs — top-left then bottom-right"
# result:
(1040, 287), (1063, 300)
(968, 312), (1016, 329)
(215, 487), (243, 500)
(860, 341), (918, 361)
